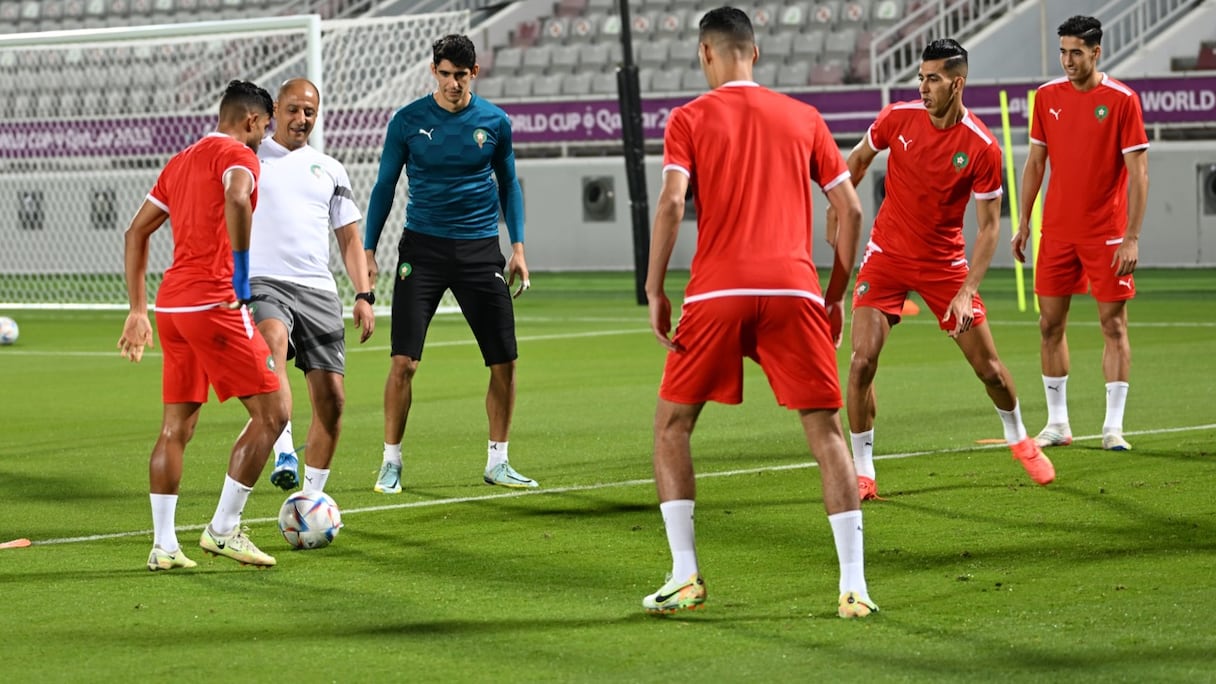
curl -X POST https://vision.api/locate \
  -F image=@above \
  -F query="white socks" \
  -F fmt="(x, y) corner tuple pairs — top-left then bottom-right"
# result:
(273, 420), (295, 457)
(995, 401), (1029, 445)
(851, 430), (875, 480)
(828, 510), (868, 597)
(660, 499), (699, 580)
(382, 443), (402, 467)
(1043, 375), (1070, 427)
(303, 466), (330, 493)
(150, 493), (180, 552)
(209, 475), (253, 536)
(487, 441), (508, 470)
(1104, 381), (1129, 433)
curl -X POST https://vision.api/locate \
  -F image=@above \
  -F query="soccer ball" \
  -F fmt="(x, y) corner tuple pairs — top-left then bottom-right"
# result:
(0, 317), (17, 345)
(278, 491), (343, 550)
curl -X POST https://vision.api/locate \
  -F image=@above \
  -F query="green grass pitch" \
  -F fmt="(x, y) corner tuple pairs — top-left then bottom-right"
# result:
(1, 270), (1213, 682)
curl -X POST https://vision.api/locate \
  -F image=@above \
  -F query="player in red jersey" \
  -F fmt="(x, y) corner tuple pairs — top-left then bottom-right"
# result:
(1014, 15), (1149, 452)
(841, 39), (1055, 501)
(118, 80), (288, 571)
(642, 7), (876, 619)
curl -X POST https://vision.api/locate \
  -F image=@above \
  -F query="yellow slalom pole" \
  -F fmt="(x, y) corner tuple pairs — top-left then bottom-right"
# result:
(1027, 90), (1043, 313)
(998, 90), (1027, 312)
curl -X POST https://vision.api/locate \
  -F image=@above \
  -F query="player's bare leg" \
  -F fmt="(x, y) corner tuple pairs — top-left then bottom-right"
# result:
(1097, 299), (1132, 450)
(1035, 295), (1074, 447)
(384, 355), (418, 445)
(798, 408), (877, 617)
(644, 398), (706, 613)
(257, 318), (300, 490)
(148, 402), (202, 568)
(847, 306), (892, 499)
(481, 360), (536, 487)
(374, 355), (417, 494)
(956, 322), (1054, 485)
(302, 368), (344, 491)
(150, 402), (203, 496)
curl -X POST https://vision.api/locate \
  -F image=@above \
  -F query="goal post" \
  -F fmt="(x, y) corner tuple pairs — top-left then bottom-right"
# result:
(0, 11), (470, 313)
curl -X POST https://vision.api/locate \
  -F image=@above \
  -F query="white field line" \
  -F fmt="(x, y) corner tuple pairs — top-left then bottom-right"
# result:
(24, 422), (1216, 548)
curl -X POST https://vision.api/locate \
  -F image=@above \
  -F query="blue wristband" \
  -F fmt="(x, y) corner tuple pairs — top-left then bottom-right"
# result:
(232, 249), (251, 302)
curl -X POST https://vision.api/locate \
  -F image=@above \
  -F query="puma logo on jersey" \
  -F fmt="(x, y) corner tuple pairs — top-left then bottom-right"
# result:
(419, 128), (434, 140)
(1049, 108), (1062, 120)
(1118, 278), (1133, 289)
(898, 134), (912, 150)
(494, 272), (506, 283)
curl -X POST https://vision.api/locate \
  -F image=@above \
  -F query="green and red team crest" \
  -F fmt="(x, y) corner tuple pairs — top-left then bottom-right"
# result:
(398, 262), (412, 279)
(856, 281), (870, 296)
(1095, 104), (1110, 121)
(952, 151), (969, 171)
(310, 163), (324, 178)
(472, 128), (488, 148)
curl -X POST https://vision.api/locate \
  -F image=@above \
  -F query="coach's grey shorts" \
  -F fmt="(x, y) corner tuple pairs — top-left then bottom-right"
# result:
(250, 277), (346, 374)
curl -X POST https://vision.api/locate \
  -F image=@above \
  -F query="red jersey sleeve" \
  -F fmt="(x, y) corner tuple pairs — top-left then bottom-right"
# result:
(866, 103), (896, 152)
(220, 143), (260, 198)
(662, 105), (694, 176)
(971, 141), (1003, 199)
(1117, 90), (1149, 154)
(808, 110), (849, 190)
(147, 156), (176, 212)
(1029, 87), (1048, 147)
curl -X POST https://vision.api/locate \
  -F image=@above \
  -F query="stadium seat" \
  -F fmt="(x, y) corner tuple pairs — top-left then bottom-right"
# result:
(839, 0), (870, 27)
(476, 76), (505, 99)
(752, 4), (781, 33)
(542, 17), (570, 44)
(550, 44), (582, 73)
(792, 30), (827, 62)
(637, 67), (655, 91)
(668, 40), (698, 69)
(870, 0), (904, 27)
(513, 19), (541, 47)
(532, 73), (565, 97)
(18, 0), (42, 30)
(809, 60), (845, 85)
(561, 71), (594, 95)
(824, 28), (857, 62)
(753, 61), (778, 87)
(599, 14), (622, 41)
(638, 39), (670, 69)
(850, 51), (871, 83)
(650, 69), (682, 93)
(591, 71), (617, 94)
(578, 42), (611, 70)
(655, 10), (686, 37)
(680, 68), (705, 91)
(777, 3), (808, 33)
(568, 15), (598, 42)
(1196, 42), (1216, 70)
(494, 47), (523, 76)
(776, 60), (811, 87)
(503, 73), (535, 99)
(808, 2), (839, 29)
(630, 12), (656, 39)
(521, 45), (553, 75)
(586, 0), (614, 12)
(0, 2), (21, 26)
(759, 32), (794, 63)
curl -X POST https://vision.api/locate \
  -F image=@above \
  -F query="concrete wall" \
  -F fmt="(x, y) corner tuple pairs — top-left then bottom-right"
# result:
(968, 0), (1119, 82)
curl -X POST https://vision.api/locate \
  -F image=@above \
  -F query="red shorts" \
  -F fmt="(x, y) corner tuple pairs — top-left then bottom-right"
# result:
(1035, 233), (1136, 302)
(659, 294), (842, 410)
(155, 305), (279, 404)
(853, 246), (986, 331)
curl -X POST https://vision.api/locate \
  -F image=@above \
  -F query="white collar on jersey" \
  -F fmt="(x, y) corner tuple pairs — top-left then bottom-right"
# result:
(720, 80), (760, 88)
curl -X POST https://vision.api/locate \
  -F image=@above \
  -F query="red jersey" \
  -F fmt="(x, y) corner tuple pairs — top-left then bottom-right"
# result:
(662, 82), (849, 299)
(1030, 74), (1148, 244)
(147, 133), (259, 308)
(867, 101), (1003, 263)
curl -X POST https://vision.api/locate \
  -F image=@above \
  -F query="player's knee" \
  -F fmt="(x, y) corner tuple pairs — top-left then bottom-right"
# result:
(390, 356), (419, 380)
(849, 351), (879, 385)
(1039, 316), (1066, 341)
(1099, 317), (1128, 341)
(973, 360), (1006, 388)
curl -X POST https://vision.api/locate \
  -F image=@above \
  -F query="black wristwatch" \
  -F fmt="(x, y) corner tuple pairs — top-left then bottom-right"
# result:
(354, 291), (375, 305)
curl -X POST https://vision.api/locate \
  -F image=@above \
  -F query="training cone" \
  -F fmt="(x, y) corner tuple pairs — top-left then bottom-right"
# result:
(0, 538), (31, 549)
(901, 299), (921, 316)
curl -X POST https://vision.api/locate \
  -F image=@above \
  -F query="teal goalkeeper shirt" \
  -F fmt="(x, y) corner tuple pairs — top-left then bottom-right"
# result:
(363, 93), (525, 250)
